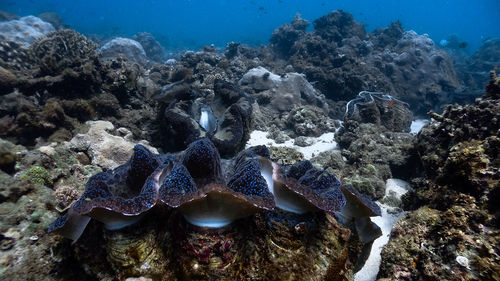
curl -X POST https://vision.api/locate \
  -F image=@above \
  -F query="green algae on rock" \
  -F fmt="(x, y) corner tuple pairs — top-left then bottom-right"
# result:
(20, 165), (53, 186)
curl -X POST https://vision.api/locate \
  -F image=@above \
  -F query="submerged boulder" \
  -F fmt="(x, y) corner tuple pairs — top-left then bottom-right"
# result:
(133, 32), (165, 62)
(99, 37), (148, 65)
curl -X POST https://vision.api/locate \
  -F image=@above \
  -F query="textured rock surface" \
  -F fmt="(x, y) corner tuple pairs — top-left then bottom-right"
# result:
(0, 136), (101, 280)
(344, 91), (413, 132)
(70, 120), (157, 169)
(378, 71), (500, 281)
(333, 121), (416, 199)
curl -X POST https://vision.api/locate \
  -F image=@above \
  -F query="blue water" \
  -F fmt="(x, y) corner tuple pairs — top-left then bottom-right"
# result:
(1, 0), (499, 52)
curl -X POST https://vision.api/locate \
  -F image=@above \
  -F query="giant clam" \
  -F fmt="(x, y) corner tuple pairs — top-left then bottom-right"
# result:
(345, 91), (413, 132)
(49, 137), (381, 280)
(158, 79), (253, 157)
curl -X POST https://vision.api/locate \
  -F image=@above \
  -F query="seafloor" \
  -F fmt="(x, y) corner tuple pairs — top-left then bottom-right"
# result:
(0, 9), (499, 281)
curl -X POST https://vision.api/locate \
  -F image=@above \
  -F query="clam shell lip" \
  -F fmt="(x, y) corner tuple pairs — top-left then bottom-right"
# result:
(161, 182), (275, 211)
(159, 140), (275, 212)
(178, 186), (274, 228)
(273, 164), (346, 214)
(72, 165), (161, 218)
(345, 91), (409, 117)
(48, 208), (91, 242)
(341, 184), (381, 217)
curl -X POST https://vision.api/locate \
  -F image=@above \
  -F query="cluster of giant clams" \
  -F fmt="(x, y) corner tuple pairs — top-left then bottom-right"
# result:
(49, 137), (382, 280)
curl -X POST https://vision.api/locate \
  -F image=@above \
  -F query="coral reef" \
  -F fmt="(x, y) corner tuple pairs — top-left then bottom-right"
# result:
(450, 38), (500, 100)
(332, 120), (416, 199)
(1, 8), (498, 281)
(270, 14), (310, 57)
(271, 10), (462, 116)
(0, 29), (158, 147)
(344, 91), (413, 132)
(31, 29), (99, 78)
(378, 71), (500, 280)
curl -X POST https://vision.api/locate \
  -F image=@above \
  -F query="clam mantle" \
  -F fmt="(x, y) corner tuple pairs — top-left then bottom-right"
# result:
(49, 137), (381, 280)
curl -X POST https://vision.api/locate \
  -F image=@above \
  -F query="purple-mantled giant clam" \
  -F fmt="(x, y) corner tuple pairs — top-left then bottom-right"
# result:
(49, 137), (382, 280)
(49, 136), (379, 240)
(345, 91), (413, 132)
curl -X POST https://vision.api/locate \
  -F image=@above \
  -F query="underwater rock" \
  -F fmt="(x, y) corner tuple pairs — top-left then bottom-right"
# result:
(0, 139), (17, 174)
(0, 36), (34, 72)
(47, 136), (382, 279)
(99, 37), (148, 65)
(313, 10), (366, 43)
(0, 66), (16, 94)
(286, 105), (337, 137)
(369, 21), (405, 50)
(379, 71), (500, 281)
(239, 67), (329, 123)
(132, 32), (165, 62)
(31, 29), (100, 77)
(415, 71), (500, 202)
(459, 38), (500, 96)
(345, 91), (413, 132)
(0, 16), (54, 47)
(70, 120), (158, 169)
(334, 121), (416, 199)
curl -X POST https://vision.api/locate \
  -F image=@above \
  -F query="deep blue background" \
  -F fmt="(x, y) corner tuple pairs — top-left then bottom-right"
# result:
(1, 0), (499, 52)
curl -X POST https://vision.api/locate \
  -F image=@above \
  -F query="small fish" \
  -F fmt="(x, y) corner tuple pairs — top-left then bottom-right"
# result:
(199, 105), (218, 134)
(152, 79), (190, 102)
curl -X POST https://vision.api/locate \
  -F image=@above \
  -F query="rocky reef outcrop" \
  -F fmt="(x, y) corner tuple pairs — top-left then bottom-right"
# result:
(457, 38), (500, 97)
(331, 121), (416, 200)
(378, 71), (500, 280)
(0, 29), (159, 147)
(270, 10), (462, 116)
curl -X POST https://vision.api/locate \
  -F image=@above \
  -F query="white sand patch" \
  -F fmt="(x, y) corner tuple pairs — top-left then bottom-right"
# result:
(355, 179), (412, 281)
(410, 119), (429, 134)
(246, 130), (338, 159)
